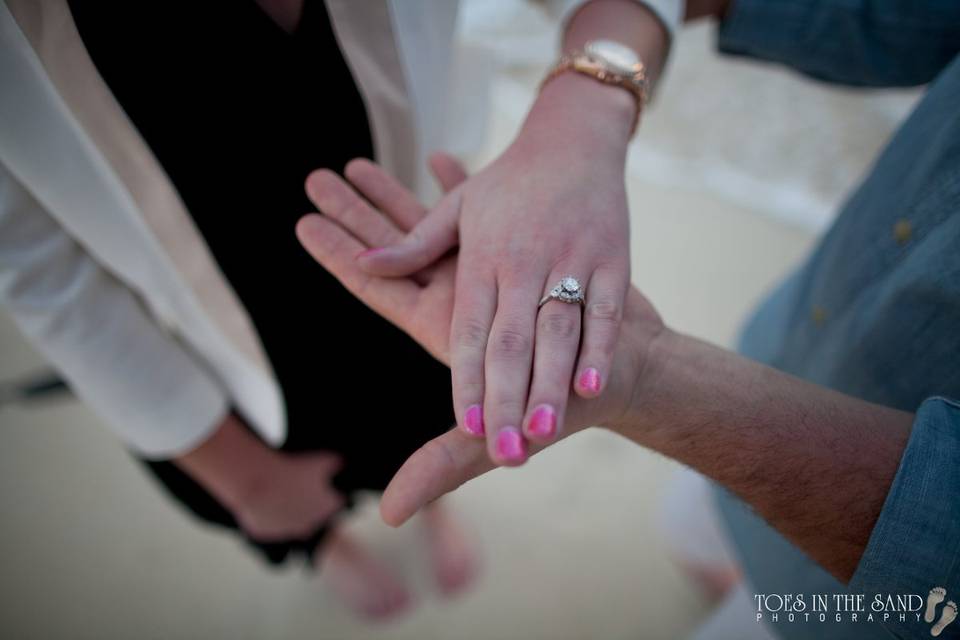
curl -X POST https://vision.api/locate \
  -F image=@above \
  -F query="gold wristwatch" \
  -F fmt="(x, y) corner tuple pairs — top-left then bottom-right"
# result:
(542, 39), (649, 135)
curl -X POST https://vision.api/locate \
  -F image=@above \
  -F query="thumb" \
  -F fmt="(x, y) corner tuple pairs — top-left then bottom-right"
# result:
(380, 428), (494, 527)
(380, 416), (581, 526)
(429, 152), (468, 193)
(356, 190), (461, 277)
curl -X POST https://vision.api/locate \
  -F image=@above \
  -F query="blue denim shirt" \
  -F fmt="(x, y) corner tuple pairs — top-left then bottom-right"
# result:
(710, 2), (960, 638)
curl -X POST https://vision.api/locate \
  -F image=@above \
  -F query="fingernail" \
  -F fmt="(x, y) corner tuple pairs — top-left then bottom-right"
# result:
(579, 368), (601, 394)
(495, 427), (526, 463)
(355, 247), (384, 259)
(463, 404), (484, 436)
(527, 404), (556, 438)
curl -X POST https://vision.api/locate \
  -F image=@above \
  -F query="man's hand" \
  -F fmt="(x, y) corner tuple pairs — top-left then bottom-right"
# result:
(297, 159), (915, 583)
(176, 413), (345, 542)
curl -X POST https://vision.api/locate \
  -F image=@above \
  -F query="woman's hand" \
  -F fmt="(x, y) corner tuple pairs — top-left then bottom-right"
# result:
(296, 159), (664, 527)
(355, 73), (636, 467)
(176, 413), (345, 542)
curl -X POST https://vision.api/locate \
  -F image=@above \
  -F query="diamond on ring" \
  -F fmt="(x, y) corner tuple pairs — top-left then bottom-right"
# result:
(539, 276), (585, 307)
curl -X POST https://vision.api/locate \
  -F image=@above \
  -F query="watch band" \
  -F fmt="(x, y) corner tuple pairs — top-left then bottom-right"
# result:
(541, 51), (649, 135)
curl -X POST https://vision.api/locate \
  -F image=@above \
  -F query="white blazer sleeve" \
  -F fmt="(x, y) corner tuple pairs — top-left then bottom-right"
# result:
(0, 163), (228, 459)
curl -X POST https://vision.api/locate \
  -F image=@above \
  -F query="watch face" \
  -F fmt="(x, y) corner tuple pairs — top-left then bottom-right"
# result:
(585, 39), (640, 74)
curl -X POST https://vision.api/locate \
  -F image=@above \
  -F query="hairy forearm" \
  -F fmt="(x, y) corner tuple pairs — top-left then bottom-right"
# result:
(613, 330), (914, 582)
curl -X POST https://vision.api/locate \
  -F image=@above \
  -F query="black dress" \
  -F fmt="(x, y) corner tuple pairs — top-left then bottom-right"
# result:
(67, 0), (454, 565)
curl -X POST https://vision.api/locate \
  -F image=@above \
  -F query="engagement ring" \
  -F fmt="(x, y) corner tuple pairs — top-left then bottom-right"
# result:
(539, 276), (585, 308)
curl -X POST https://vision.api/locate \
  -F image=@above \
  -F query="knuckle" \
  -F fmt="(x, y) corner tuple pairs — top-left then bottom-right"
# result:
(454, 376), (484, 399)
(490, 327), (532, 359)
(587, 298), (623, 324)
(538, 311), (578, 341)
(339, 196), (367, 222)
(453, 318), (490, 350)
(422, 438), (459, 475)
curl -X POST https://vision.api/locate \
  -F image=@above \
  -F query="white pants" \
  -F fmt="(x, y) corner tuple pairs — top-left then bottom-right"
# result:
(658, 467), (779, 640)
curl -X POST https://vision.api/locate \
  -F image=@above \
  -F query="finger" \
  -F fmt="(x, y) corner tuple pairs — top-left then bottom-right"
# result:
(382, 424), (569, 527)
(380, 427), (495, 527)
(522, 273), (584, 444)
(344, 158), (425, 231)
(296, 214), (421, 328)
(483, 278), (541, 466)
(450, 264), (496, 440)
(297, 452), (347, 519)
(574, 263), (629, 398)
(310, 483), (346, 520)
(305, 169), (402, 247)
(428, 152), (468, 193)
(300, 451), (344, 478)
(355, 191), (462, 276)
(344, 156), (466, 235)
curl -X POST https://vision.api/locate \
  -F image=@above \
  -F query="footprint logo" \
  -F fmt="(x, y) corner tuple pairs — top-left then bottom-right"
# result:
(931, 601), (957, 638)
(928, 588), (948, 623)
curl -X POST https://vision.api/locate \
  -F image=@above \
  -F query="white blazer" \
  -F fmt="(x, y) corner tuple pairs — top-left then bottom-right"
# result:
(0, 0), (681, 458)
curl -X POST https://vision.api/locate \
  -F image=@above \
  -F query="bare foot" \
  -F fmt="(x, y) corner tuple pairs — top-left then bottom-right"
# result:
(318, 526), (413, 621)
(423, 502), (479, 598)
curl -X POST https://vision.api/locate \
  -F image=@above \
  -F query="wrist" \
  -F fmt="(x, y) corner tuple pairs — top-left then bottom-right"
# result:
(518, 72), (636, 156)
(605, 324), (682, 438)
(175, 413), (274, 511)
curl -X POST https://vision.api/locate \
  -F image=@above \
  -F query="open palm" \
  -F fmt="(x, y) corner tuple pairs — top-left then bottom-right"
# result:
(297, 156), (461, 365)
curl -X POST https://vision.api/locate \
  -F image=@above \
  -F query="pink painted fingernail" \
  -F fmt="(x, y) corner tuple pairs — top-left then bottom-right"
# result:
(463, 404), (485, 436)
(355, 247), (384, 259)
(579, 367), (601, 394)
(495, 427), (526, 463)
(528, 404), (557, 438)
